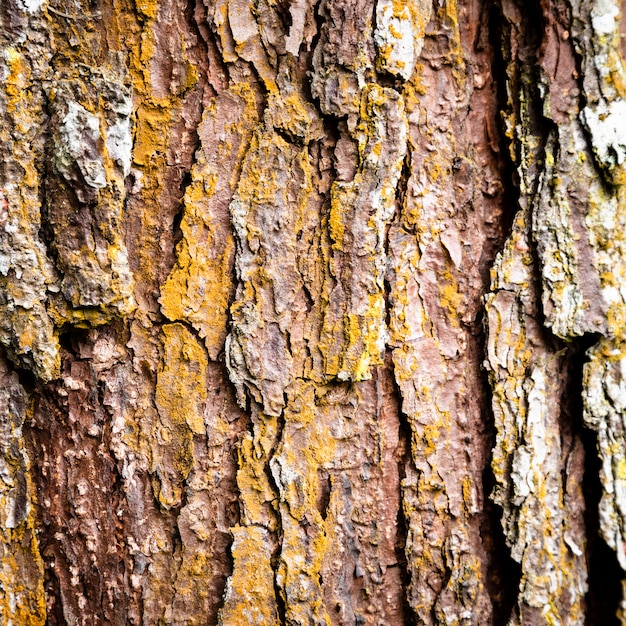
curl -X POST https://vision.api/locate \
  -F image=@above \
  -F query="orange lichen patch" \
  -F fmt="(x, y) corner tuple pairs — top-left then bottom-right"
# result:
(265, 88), (324, 143)
(438, 270), (463, 326)
(277, 516), (330, 625)
(131, 104), (172, 168)
(4, 48), (30, 116)
(111, 0), (207, 318)
(48, 299), (123, 330)
(0, 526), (46, 626)
(271, 382), (336, 625)
(448, 3), (466, 83)
(160, 85), (259, 358)
(338, 294), (387, 381)
(154, 323), (208, 507)
(135, 0), (158, 21)
(156, 323), (207, 436)
(404, 63), (428, 106)
(161, 234), (235, 354)
(218, 526), (280, 626)
(236, 434), (279, 530)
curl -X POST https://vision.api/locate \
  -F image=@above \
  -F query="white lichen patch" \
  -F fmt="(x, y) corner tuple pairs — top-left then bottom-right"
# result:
(581, 99), (626, 171)
(533, 161), (587, 338)
(590, 0), (620, 37)
(284, 0), (308, 56)
(0, 367), (46, 624)
(106, 117), (133, 177)
(0, 45), (61, 381)
(374, 0), (416, 81)
(531, 122), (608, 338)
(45, 76), (136, 319)
(54, 101), (107, 189)
(16, 0), (45, 14)
(572, 0), (626, 182)
(374, 0), (432, 82)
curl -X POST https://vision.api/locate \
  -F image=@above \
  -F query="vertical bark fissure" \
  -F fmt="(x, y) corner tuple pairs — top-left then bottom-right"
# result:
(471, 8), (527, 616)
(486, 1), (525, 246)
(563, 337), (622, 624)
(382, 137), (413, 623)
(270, 401), (288, 626)
(581, 430), (623, 625)
(393, 430), (414, 625)
(480, 462), (522, 625)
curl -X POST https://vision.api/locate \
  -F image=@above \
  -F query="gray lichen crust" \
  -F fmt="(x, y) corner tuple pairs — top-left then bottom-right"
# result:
(0, 17), (135, 382)
(47, 76), (135, 318)
(0, 20), (60, 381)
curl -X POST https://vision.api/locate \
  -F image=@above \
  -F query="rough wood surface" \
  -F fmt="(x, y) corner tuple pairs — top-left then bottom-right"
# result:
(1, 0), (625, 624)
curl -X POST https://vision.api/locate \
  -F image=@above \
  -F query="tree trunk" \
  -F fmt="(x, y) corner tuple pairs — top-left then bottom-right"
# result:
(1, 0), (625, 623)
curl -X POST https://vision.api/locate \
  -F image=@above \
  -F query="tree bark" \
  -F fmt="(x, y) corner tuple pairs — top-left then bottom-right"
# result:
(0, 0), (625, 624)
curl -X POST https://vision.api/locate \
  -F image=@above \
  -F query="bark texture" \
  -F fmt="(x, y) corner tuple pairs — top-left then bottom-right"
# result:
(0, 0), (625, 624)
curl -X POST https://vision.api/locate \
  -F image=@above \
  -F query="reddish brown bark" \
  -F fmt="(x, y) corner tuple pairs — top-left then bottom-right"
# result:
(1, 0), (625, 624)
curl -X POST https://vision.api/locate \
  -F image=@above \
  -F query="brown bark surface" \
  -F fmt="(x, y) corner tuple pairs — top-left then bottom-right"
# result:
(1, 0), (625, 624)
